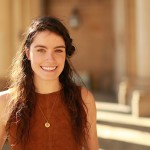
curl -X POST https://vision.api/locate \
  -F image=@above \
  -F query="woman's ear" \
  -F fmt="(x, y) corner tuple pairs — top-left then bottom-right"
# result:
(25, 48), (30, 60)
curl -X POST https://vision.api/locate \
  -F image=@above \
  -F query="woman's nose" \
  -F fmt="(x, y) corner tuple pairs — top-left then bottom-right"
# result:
(45, 52), (55, 61)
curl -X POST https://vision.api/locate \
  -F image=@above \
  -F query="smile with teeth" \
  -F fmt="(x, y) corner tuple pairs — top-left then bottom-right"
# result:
(41, 66), (57, 71)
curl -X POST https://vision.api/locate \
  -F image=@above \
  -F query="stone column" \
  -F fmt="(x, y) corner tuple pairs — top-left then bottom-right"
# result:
(0, 0), (12, 78)
(11, 0), (23, 56)
(22, 0), (42, 29)
(131, 0), (150, 117)
(135, 0), (150, 79)
(113, 0), (128, 91)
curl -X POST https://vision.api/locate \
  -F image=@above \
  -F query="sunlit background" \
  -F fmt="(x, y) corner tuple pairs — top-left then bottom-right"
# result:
(1, 0), (150, 150)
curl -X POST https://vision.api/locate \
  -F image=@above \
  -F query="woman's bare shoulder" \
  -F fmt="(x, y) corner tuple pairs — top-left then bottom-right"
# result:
(81, 87), (97, 115)
(0, 90), (11, 147)
(80, 87), (95, 103)
(0, 90), (11, 112)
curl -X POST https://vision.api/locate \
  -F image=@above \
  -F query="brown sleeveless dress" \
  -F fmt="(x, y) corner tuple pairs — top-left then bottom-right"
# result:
(7, 90), (82, 150)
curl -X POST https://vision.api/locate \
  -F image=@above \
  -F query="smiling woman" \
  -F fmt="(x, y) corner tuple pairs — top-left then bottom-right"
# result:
(0, 16), (99, 150)
(26, 31), (66, 83)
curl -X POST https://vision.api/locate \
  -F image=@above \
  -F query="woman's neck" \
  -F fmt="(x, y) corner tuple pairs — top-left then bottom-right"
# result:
(34, 78), (62, 94)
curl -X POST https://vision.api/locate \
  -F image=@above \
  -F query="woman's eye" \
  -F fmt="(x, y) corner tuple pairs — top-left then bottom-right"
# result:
(55, 49), (63, 53)
(37, 49), (45, 53)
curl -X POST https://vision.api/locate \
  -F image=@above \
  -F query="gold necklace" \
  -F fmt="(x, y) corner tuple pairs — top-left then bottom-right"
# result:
(37, 94), (58, 128)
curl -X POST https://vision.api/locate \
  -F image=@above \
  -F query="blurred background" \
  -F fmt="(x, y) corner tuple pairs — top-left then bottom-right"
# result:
(1, 0), (150, 150)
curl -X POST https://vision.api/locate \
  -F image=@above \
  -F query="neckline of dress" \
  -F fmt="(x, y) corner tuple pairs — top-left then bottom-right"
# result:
(35, 88), (63, 96)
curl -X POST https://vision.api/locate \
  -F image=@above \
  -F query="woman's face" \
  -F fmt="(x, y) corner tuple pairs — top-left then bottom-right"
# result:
(26, 30), (66, 83)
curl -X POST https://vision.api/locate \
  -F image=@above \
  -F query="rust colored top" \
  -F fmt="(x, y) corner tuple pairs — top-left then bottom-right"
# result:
(7, 90), (82, 150)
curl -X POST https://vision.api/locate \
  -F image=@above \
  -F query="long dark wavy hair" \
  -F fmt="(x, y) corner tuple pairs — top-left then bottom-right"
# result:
(6, 16), (88, 147)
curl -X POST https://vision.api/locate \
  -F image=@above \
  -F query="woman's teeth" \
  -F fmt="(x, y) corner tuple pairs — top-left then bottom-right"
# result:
(41, 66), (56, 71)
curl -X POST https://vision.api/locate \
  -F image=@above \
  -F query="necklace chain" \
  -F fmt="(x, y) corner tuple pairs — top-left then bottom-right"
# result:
(37, 94), (58, 128)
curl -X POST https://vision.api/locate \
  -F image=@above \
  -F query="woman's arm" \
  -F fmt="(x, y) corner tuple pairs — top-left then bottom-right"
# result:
(0, 91), (10, 149)
(81, 88), (99, 150)
(0, 124), (6, 150)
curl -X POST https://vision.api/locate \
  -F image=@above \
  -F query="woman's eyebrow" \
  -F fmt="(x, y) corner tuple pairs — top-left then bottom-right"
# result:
(54, 45), (66, 49)
(34, 45), (47, 49)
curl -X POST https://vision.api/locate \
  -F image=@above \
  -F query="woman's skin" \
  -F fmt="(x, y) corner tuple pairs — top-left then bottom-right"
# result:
(0, 30), (99, 149)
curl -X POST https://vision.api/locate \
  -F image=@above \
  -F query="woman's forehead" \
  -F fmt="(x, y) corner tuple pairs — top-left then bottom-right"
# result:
(30, 30), (65, 48)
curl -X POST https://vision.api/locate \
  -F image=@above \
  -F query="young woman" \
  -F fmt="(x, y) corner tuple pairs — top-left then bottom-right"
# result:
(0, 16), (99, 150)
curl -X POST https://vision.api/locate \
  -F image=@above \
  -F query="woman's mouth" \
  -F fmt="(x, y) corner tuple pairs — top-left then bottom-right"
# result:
(41, 66), (57, 71)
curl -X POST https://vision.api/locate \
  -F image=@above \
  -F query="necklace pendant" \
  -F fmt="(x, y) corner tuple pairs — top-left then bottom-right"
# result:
(45, 122), (50, 128)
